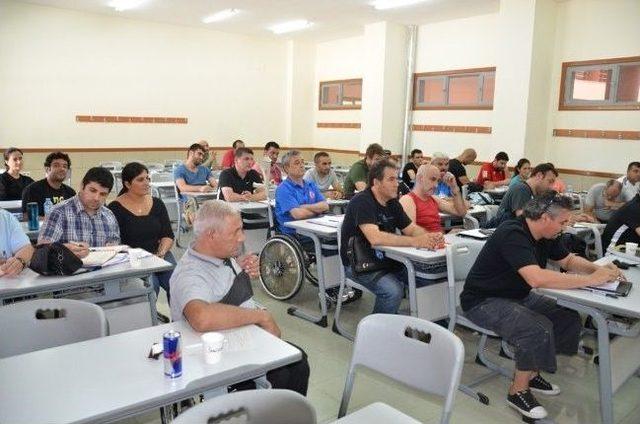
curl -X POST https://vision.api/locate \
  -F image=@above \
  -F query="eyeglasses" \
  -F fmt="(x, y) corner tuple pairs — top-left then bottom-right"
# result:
(541, 191), (563, 213)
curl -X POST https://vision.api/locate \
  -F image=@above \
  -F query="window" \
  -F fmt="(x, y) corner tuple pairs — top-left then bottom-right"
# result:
(413, 67), (495, 110)
(319, 79), (362, 110)
(559, 56), (640, 110)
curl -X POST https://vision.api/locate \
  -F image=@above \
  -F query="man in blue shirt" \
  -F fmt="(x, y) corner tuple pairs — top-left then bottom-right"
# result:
(0, 209), (34, 277)
(174, 143), (218, 200)
(275, 150), (328, 237)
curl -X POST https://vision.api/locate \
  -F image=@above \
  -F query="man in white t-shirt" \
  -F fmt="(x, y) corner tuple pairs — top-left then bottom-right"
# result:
(303, 151), (343, 199)
(618, 161), (640, 201)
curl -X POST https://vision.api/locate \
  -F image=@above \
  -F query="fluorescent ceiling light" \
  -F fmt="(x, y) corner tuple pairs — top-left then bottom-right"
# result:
(202, 8), (240, 24)
(268, 19), (313, 35)
(108, 0), (147, 12)
(371, 0), (429, 10)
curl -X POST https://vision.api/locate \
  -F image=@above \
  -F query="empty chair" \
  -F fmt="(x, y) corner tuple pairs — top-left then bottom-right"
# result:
(0, 298), (108, 358)
(146, 162), (165, 172)
(335, 314), (464, 424)
(173, 389), (316, 424)
(446, 242), (511, 405)
(150, 171), (175, 183)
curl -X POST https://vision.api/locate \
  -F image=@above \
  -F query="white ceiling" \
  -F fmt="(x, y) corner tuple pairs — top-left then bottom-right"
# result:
(16, 0), (500, 41)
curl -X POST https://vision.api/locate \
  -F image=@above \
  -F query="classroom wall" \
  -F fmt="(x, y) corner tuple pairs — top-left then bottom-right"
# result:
(0, 0), (289, 150)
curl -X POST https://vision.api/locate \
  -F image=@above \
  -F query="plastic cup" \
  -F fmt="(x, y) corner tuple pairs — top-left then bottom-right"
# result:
(201, 332), (226, 364)
(625, 242), (638, 257)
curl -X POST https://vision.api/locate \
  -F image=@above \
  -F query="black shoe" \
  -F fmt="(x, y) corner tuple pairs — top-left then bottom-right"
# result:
(157, 312), (170, 323)
(507, 389), (548, 419)
(529, 374), (561, 395)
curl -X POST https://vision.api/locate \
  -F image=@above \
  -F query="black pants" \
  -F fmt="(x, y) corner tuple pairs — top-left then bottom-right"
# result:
(229, 341), (310, 396)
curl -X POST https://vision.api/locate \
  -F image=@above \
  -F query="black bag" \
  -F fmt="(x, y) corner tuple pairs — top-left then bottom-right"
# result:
(29, 242), (83, 276)
(346, 234), (393, 274)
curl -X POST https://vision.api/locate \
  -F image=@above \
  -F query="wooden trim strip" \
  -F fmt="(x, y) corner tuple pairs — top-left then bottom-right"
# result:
(414, 66), (496, 78)
(76, 115), (188, 124)
(553, 129), (640, 140)
(412, 124), (492, 134)
(316, 122), (361, 129)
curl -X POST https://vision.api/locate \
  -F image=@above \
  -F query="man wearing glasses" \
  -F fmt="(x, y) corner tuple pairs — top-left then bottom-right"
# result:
(460, 192), (624, 420)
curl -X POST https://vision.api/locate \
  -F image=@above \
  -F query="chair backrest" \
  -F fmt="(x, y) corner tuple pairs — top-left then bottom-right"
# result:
(446, 241), (484, 330)
(173, 389), (316, 424)
(463, 213), (480, 229)
(340, 314), (464, 423)
(0, 299), (108, 358)
(99, 161), (123, 171)
(150, 172), (174, 183)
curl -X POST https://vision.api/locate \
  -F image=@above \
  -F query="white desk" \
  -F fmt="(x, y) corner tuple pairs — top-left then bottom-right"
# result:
(0, 321), (301, 424)
(439, 205), (487, 229)
(539, 256), (640, 424)
(182, 190), (219, 200)
(284, 216), (343, 327)
(0, 199), (22, 213)
(230, 201), (269, 214)
(0, 255), (173, 327)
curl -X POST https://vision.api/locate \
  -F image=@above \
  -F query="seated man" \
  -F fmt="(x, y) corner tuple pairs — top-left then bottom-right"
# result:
(169, 200), (309, 395)
(303, 151), (343, 199)
(584, 179), (624, 223)
(340, 159), (445, 314)
(252, 141), (283, 185)
(0, 208), (34, 277)
(401, 149), (424, 188)
(220, 139), (244, 169)
(174, 143), (217, 198)
(617, 161), (640, 201)
(343, 143), (385, 199)
(275, 150), (328, 238)
(449, 148), (477, 190)
(218, 148), (266, 202)
(431, 152), (454, 197)
(476, 151), (510, 189)
(197, 139), (218, 170)
(602, 190), (640, 251)
(38, 167), (119, 258)
(460, 192), (624, 420)
(22, 151), (76, 218)
(400, 164), (467, 233)
(489, 163), (558, 227)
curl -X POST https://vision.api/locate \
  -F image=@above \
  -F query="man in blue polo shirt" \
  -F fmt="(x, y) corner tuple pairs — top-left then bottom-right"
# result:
(275, 150), (328, 238)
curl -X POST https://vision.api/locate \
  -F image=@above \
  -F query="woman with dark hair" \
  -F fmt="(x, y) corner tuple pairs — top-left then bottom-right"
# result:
(108, 162), (175, 321)
(509, 158), (531, 188)
(0, 147), (34, 201)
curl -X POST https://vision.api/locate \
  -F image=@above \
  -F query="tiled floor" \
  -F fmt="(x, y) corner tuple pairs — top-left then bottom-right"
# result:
(127, 238), (640, 424)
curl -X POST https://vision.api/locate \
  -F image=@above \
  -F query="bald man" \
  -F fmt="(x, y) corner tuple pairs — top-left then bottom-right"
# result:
(400, 164), (467, 234)
(449, 148), (477, 189)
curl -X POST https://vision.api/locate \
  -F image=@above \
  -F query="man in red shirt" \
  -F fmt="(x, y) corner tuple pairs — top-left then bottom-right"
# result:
(220, 139), (245, 169)
(476, 151), (510, 189)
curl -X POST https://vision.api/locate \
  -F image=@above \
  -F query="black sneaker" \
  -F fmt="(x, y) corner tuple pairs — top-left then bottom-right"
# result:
(507, 389), (548, 419)
(529, 374), (561, 395)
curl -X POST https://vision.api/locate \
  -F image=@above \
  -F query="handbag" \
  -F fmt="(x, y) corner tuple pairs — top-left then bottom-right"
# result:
(346, 234), (393, 274)
(29, 242), (83, 276)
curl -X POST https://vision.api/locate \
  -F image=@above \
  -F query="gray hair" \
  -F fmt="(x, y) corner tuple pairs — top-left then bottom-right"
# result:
(522, 191), (573, 220)
(432, 151), (449, 160)
(280, 150), (301, 170)
(605, 179), (622, 190)
(193, 200), (240, 238)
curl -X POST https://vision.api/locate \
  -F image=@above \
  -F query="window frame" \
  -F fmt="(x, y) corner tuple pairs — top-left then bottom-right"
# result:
(559, 56), (640, 111)
(318, 78), (362, 110)
(412, 67), (496, 110)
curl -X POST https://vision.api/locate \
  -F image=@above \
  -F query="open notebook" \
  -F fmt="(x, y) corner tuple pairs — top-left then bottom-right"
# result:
(81, 245), (131, 268)
(456, 229), (494, 240)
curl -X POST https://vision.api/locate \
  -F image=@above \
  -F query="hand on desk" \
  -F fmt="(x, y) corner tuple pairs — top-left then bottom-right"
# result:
(0, 257), (25, 277)
(65, 242), (89, 259)
(199, 185), (215, 193)
(238, 253), (260, 279)
(413, 232), (445, 250)
(590, 266), (625, 286)
(601, 263), (627, 281)
(258, 310), (281, 338)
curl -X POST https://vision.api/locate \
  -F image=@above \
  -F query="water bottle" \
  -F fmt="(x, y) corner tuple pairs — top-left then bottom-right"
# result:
(43, 198), (54, 216)
(27, 202), (39, 231)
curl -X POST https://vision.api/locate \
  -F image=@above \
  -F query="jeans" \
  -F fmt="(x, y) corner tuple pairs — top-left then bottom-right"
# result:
(151, 251), (176, 305)
(345, 265), (406, 314)
(465, 292), (581, 373)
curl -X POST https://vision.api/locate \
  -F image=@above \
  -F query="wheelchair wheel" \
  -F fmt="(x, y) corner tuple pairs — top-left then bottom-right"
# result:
(259, 236), (305, 300)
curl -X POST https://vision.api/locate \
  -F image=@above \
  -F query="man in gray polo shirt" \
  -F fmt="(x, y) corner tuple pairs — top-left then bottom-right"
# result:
(170, 200), (309, 395)
(584, 180), (624, 223)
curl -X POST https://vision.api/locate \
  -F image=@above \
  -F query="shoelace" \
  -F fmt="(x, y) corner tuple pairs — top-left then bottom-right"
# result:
(516, 391), (532, 408)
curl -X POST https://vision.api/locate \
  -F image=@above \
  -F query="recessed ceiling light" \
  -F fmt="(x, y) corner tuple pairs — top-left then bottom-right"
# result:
(268, 20), (313, 35)
(108, 0), (147, 12)
(202, 8), (240, 24)
(371, 0), (430, 10)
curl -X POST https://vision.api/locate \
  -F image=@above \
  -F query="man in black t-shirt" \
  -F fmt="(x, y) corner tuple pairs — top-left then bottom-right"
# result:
(340, 159), (443, 314)
(217, 148), (265, 202)
(601, 193), (640, 250)
(460, 192), (623, 420)
(21, 151), (75, 217)
(449, 148), (477, 189)
(401, 149), (423, 188)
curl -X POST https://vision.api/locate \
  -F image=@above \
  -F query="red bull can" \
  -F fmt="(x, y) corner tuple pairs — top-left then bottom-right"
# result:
(163, 330), (182, 378)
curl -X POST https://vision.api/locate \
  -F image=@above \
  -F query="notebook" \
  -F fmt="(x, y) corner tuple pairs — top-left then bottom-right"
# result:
(81, 250), (117, 268)
(586, 280), (633, 297)
(456, 229), (494, 240)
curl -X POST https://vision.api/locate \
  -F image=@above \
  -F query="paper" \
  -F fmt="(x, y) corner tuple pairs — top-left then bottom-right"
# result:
(225, 328), (254, 351)
(90, 245), (129, 252)
(592, 280), (620, 291)
(82, 250), (117, 267)
(307, 215), (343, 228)
(457, 229), (490, 240)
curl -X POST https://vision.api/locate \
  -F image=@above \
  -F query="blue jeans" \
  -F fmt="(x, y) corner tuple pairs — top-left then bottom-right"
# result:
(151, 251), (176, 305)
(345, 265), (406, 314)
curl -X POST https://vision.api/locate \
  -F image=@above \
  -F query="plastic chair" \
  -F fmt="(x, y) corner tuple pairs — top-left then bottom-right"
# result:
(335, 314), (464, 424)
(445, 242), (511, 405)
(0, 298), (108, 358)
(100, 161), (123, 171)
(172, 389), (316, 424)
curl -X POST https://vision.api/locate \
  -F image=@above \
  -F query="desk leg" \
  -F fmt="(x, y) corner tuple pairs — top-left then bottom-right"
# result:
(145, 277), (159, 326)
(557, 299), (613, 424)
(286, 231), (328, 327)
(383, 252), (418, 317)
